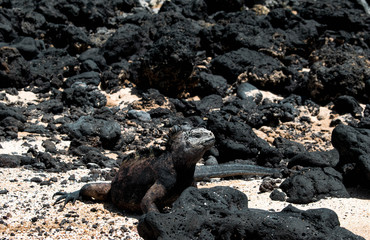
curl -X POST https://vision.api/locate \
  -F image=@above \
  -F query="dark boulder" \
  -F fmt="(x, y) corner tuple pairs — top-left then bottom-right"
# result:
(287, 149), (340, 168)
(220, 97), (298, 128)
(332, 124), (370, 186)
(43, 23), (92, 55)
(62, 82), (107, 108)
(333, 95), (363, 119)
(0, 154), (22, 167)
(0, 116), (25, 131)
(294, 0), (369, 32)
(135, 13), (202, 97)
(307, 43), (370, 103)
(100, 60), (131, 92)
(29, 48), (79, 91)
(81, 150), (118, 168)
(0, 103), (26, 122)
(211, 48), (285, 87)
(79, 48), (107, 71)
(138, 186), (363, 240)
(195, 94), (223, 115)
(280, 167), (349, 204)
(37, 99), (64, 114)
(42, 140), (58, 154)
(0, 47), (31, 88)
(193, 72), (228, 97)
(127, 110), (151, 122)
(159, 0), (208, 20)
(101, 23), (150, 64)
(0, 8), (18, 42)
(207, 111), (282, 167)
(11, 37), (45, 60)
(63, 116), (121, 150)
(64, 71), (101, 88)
(273, 137), (307, 159)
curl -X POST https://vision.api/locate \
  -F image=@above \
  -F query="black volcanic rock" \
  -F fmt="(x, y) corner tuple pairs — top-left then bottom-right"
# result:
(0, 154), (22, 167)
(0, 47), (31, 88)
(273, 137), (307, 159)
(29, 48), (79, 91)
(293, 0), (369, 32)
(0, 103), (26, 122)
(193, 72), (228, 97)
(62, 82), (107, 108)
(159, 0), (208, 20)
(206, 0), (245, 14)
(64, 71), (101, 88)
(280, 167), (349, 204)
(37, 99), (64, 114)
(333, 95), (363, 118)
(332, 124), (370, 187)
(63, 116), (121, 150)
(11, 37), (45, 60)
(134, 12), (202, 97)
(287, 149), (340, 168)
(101, 23), (150, 64)
(207, 111), (282, 167)
(81, 150), (118, 168)
(211, 48), (285, 85)
(138, 186), (363, 240)
(307, 42), (370, 103)
(195, 94), (223, 115)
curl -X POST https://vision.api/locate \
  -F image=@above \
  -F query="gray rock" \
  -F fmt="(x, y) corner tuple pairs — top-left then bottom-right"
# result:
(127, 110), (151, 122)
(237, 82), (263, 104)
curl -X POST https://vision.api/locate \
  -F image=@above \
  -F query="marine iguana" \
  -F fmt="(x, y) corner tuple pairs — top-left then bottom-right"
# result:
(54, 126), (280, 213)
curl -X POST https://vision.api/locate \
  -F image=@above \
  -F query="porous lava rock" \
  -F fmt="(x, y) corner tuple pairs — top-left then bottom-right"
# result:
(333, 95), (363, 119)
(307, 42), (370, 104)
(332, 124), (370, 187)
(101, 23), (150, 64)
(207, 111), (282, 167)
(135, 12), (202, 97)
(279, 167), (350, 204)
(63, 116), (122, 150)
(29, 47), (79, 91)
(192, 72), (228, 97)
(138, 186), (363, 240)
(62, 82), (107, 108)
(211, 48), (286, 87)
(287, 149), (340, 168)
(273, 137), (307, 159)
(0, 46), (31, 88)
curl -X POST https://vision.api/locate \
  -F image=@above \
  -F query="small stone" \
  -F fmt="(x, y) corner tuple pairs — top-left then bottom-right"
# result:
(270, 189), (286, 201)
(0, 189), (8, 194)
(127, 110), (151, 122)
(30, 177), (42, 183)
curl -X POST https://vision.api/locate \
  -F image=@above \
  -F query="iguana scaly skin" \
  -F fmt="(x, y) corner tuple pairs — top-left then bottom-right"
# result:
(193, 163), (280, 181)
(54, 127), (215, 213)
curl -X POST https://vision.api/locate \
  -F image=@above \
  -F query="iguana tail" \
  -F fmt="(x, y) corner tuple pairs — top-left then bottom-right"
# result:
(194, 164), (280, 181)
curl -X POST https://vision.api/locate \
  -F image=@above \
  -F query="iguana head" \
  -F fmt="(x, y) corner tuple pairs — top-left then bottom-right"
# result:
(169, 126), (215, 166)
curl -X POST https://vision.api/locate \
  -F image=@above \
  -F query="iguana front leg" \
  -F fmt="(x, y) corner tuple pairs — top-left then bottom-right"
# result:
(53, 182), (111, 207)
(140, 181), (167, 213)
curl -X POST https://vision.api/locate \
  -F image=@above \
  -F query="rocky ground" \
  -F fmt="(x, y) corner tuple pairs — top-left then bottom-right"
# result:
(1, 0), (369, 239)
(0, 89), (369, 239)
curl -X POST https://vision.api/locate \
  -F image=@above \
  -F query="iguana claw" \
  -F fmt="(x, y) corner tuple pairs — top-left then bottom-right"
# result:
(53, 190), (81, 207)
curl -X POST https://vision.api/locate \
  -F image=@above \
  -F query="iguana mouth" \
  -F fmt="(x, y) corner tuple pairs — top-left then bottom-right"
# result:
(203, 137), (215, 146)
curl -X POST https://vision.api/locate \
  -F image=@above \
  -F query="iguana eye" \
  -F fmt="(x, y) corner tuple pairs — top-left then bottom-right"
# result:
(194, 133), (202, 138)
